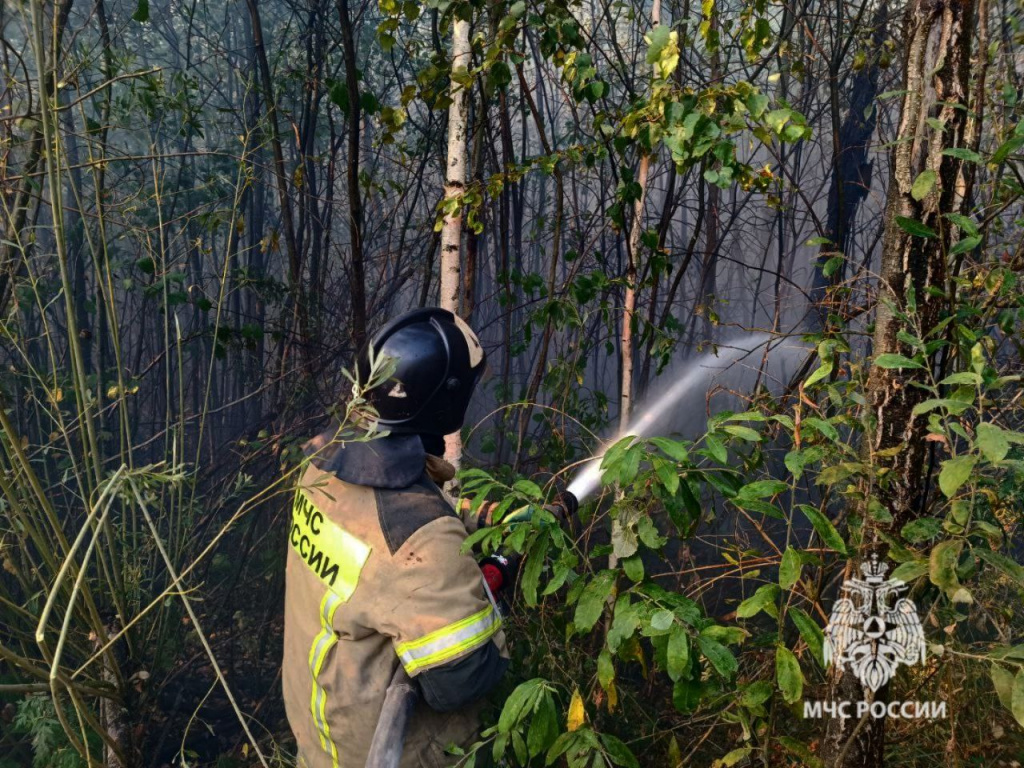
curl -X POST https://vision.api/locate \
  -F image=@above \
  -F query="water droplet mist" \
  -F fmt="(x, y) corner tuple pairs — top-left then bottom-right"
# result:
(566, 333), (781, 503)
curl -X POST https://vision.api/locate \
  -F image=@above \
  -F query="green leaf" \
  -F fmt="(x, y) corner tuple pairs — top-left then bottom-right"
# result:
(938, 454), (978, 498)
(489, 61), (512, 89)
(722, 425), (761, 442)
(698, 634), (738, 678)
(805, 340), (836, 387)
(732, 497), (785, 519)
(650, 608), (675, 632)
(823, 254), (845, 278)
(775, 645), (803, 704)
(498, 679), (541, 733)
(1014, 670), (1024, 728)
(132, 0), (150, 22)
(765, 108), (792, 133)
(713, 748), (753, 768)
(527, 692), (558, 757)
(736, 584), (780, 619)
(895, 216), (937, 238)
(798, 504), (847, 555)
(789, 608), (824, 667)
(991, 134), (1024, 165)
(607, 596), (640, 652)
(645, 25), (672, 64)
(929, 539), (963, 595)
(678, 479), (701, 522)
(874, 353), (924, 369)
(868, 497), (893, 523)
(803, 417), (839, 441)
(890, 560), (929, 583)
(901, 517), (942, 543)
(360, 91), (380, 114)
(672, 677), (701, 712)
(611, 519), (639, 559)
(667, 626), (691, 682)
(521, 529), (549, 606)
(942, 147), (983, 163)
(574, 571), (617, 633)
(740, 680), (773, 708)
(911, 397), (971, 416)
(622, 553), (645, 582)
(945, 212), (980, 236)
(911, 169), (937, 200)
(977, 422), (1010, 463)
(737, 479), (788, 499)
(949, 235), (982, 256)
(513, 479), (544, 500)
(601, 734), (639, 768)
(704, 434), (728, 464)
(939, 371), (982, 386)
(784, 450), (807, 480)
(654, 459), (681, 496)
(584, 81), (605, 103)
(650, 436), (690, 462)
(779, 547), (801, 589)
(975, 548), (1024, 589)
(746, 92), (769, 119)
(637, 516), (666, 549)
(992, 663), (1015, 711)
(804, 358), (834, 388)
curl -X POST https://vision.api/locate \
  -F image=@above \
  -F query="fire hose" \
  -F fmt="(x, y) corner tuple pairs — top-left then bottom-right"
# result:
(363, 490), (578, 768)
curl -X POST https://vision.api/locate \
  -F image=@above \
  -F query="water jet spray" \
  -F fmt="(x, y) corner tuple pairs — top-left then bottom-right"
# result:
(566, 333), (775, 503)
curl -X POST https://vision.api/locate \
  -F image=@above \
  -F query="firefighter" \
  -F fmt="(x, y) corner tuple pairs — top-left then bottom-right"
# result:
(283, 307), (507, 768)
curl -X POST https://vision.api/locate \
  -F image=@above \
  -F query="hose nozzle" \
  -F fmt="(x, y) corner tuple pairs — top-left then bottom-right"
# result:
(546, 490), (579, 522)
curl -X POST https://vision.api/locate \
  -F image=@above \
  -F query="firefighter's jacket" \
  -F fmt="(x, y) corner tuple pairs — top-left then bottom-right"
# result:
(283, 427), (508, 768)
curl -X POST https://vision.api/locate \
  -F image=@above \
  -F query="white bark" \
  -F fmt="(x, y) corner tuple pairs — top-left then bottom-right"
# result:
(620, 155), (648, 429)
(441, 16), (471, 471)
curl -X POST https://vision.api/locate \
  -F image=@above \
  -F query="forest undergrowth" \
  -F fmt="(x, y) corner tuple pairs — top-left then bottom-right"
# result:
(3, 0), (1024, 766)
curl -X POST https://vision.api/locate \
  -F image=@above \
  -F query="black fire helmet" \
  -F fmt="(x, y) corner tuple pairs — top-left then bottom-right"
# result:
(356, 307), (487, 437)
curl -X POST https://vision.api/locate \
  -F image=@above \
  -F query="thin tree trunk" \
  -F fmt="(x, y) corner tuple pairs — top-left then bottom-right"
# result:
(612, 0), (660, 575)
(440, 12), (471, 471)
(621, 0), (661, 428)
(688, 17), (720, 351)
(243, 0), (303, 392)
(811, 1), (889, 328)
(512, 55), (564, 468)
(337, 0), (367, 346)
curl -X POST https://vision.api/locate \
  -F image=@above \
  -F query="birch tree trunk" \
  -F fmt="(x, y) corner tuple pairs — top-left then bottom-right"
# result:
(621, 0), (661, 429)
(613, 0), (659, 572)
(822, 1), (978, 765)
(440, 12), (471, 471)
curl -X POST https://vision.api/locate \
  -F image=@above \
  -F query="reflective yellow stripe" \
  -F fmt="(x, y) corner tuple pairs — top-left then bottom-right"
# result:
(294, 487), (370, 768)
(291, 488), (371, 600)
(396, 604), (501, 675)
(309, 591), (343, 766)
